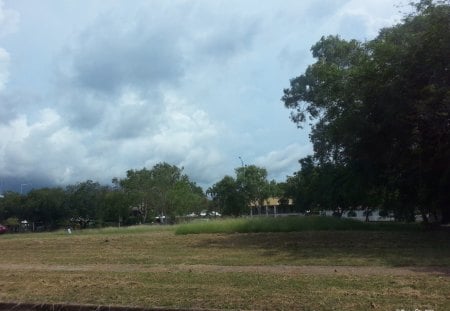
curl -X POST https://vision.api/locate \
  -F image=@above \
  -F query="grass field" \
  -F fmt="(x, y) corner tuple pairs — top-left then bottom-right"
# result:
(0, 217), (449, 310)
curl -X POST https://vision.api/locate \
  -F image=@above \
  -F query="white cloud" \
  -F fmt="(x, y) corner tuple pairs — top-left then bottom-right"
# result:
(0, 109), (86, 183)
(0, 87), (224, 188)
(0, 0), (19, 37)
(326, 0), (406, 40)
(0, 0), (18, 93)
(0, 48), (9, 92)
(255, 143), (313, 180)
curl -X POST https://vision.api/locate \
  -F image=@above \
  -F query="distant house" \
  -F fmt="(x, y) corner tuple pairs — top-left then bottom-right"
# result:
(249, 197), (294, 216)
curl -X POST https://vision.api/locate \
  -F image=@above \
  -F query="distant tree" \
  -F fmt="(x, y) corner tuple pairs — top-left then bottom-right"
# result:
(117, 162), (206, 222)
(24, 188), (68, 229)
(148, 162), (186, 219)
(101, 188), (132, 226)
(65, 180), (105, 228)
(207, 176), (245, 216)
(168, 180), (207, 217)
(0, 191), (24, 222)
(118, 168), (156, 223)
(235, 165), (270, 210)
(268, 180), (283, 198)
(208, 165), (270, 216)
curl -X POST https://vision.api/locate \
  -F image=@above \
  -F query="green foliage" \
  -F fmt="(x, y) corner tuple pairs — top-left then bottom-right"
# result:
(207, 175), (245, 216)
(285, 157), (369, 211)
(24, 188), (68, 229)
(236, 165), (270, 207)
(208, 165), (275, 216)
(282, 0), (450, 223)
(101, 190), (131, 225)
(117, 162), (206, 222)
(5, 217), (19, 226)
(0, 163), (205, 230)
(0, 191), (23, 222)
(175, 216), (421, 235)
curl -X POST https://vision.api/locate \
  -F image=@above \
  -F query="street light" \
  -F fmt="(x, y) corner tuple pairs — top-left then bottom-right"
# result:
(238, 156), (251, 217)
(20, 183), (31, 195)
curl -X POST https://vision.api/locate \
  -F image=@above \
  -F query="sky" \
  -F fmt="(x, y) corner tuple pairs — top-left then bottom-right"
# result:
(0, 0), (408, 193)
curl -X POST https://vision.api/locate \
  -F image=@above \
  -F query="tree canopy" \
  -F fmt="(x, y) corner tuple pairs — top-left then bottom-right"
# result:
(282, 0), (450, 223)
(116, 163), (206, 223)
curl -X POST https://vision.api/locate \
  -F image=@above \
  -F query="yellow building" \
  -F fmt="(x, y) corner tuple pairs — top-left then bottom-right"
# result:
(249, 197), (294, 216)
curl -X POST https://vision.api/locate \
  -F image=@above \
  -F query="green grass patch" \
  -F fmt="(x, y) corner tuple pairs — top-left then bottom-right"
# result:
(175, 216), (421, 235)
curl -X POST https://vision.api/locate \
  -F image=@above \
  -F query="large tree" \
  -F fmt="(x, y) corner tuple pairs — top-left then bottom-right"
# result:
(117, 162), (206, 222)
(282, 0), (450, 223)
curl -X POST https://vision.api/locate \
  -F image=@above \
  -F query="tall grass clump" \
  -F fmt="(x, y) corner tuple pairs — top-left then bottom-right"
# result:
(175, 216), (421, 235)
(55, 224), (174, 236)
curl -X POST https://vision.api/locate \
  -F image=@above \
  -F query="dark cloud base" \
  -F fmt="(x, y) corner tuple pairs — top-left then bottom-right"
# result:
(0, 175), (57, 194)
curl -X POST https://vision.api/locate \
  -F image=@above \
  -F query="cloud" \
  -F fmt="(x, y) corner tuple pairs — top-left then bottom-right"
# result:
(67, 24), (183, 94)
(0, 48), (9, 92)
(0, 0), (19, 37)
(0, 0), (18, 93)
(0, 109), (88, 184)
(59, 3), (260, 95)
(0, 90), (224, 189)
(332, 0), (405, 40)
(0, 0), (407, 192)
(55, 3), (261, 132)
(255, 143), (313, 180)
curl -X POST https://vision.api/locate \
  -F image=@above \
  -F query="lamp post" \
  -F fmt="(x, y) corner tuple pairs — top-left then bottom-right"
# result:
(239, 156), (251, 217)
(20, 183), (28, 195)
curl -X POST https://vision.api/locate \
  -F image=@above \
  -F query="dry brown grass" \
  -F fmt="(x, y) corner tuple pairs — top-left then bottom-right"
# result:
(0, 226), (449, 310)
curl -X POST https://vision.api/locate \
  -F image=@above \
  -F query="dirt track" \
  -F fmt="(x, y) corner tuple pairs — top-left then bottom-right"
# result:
(0, 263), (448, 277)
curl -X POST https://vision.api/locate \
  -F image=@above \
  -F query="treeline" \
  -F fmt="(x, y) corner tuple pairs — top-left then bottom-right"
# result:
(0, 163), (208, 230)
(282, 1), (450, 223)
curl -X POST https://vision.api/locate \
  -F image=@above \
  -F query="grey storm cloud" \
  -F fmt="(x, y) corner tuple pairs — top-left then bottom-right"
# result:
(70, 30), (183, 94)
(0, 0), (404, 192)
(55, 7), (261, 131)
(61, 9), (260, 95)
(0, 94), (19, 122)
